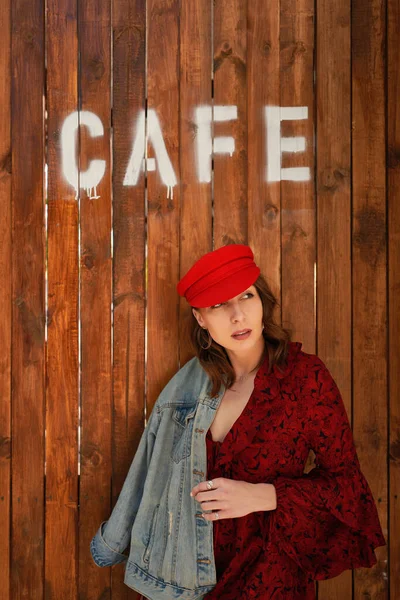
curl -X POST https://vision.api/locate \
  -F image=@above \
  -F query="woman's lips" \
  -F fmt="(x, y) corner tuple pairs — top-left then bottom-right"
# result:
(232, 330), (252, 339)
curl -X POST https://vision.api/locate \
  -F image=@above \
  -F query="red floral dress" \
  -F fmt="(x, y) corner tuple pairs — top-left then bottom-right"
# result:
(202, 341), (386, 600)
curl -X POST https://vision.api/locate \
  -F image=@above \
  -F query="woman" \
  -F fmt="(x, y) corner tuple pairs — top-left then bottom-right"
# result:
(173, 242), (385, 598)
(91, 243), (385, 599)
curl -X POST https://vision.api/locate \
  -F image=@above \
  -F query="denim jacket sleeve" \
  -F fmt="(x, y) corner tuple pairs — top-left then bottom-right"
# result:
(90, 403), (161, 567)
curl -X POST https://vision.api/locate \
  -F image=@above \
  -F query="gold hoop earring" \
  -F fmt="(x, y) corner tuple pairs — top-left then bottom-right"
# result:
(198, 327), (212, 350)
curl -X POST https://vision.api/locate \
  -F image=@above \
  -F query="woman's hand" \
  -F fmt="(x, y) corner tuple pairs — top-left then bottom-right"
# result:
(190, 477), (277, 521)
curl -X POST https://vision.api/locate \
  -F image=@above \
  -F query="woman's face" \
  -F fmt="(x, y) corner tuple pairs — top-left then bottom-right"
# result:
(192, 284), (264, 352)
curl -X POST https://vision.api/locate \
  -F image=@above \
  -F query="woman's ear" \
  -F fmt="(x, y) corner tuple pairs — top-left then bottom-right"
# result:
(192, 308), (204, 328)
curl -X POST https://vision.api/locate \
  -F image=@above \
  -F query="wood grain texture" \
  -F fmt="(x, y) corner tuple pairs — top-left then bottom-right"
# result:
(280, 0), (315, 353)
(316, 0), (352, 597)
(11, 0), (45, 597)
(46, 0), (79, 598)
(388, 0), (400, 597)
(247, 0), (281, 310)
(112, 0), (146, 597)
(0, 0), (11, 597)
(352, 0), (388, 597)
(78, 0), (113, 598)
(213, 0), (247, 247)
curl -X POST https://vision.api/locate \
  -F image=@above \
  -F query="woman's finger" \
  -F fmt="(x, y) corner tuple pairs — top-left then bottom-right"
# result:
(202, 510), (226, 521)
(199, 501), (225, 511)
(195, 490), (220, 503)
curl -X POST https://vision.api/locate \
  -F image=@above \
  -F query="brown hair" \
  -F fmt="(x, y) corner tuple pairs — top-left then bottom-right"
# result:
(183, 272), (293, 398)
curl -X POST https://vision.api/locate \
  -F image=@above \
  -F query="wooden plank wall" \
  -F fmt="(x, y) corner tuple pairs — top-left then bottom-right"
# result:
(46, 0), (79, 599)
(0, 0), (396, 598)
(316, 0), (352, 598)
(0, 0), (11, 597)
(111, 0), (147, 598)
(10, 0), (46, 599)
(352, 1), (388, 599)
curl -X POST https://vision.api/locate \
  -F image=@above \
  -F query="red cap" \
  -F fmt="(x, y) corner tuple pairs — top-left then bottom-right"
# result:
(177, 244), (260, 308)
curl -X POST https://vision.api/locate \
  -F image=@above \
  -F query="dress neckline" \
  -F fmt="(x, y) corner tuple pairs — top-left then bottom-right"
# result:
(206, 383), (257, 446)
(205, 342), (303, 447)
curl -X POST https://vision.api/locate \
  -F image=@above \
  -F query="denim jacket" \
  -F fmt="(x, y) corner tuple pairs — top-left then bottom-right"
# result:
(90, 355), (227, 599)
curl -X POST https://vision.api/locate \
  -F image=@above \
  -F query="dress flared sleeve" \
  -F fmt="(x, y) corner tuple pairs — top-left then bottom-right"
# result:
(267, 357), (386, 581)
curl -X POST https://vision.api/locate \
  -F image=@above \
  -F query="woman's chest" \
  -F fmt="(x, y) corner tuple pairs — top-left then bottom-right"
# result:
(209, 379), (256, 443)
(207, 388), (311, 482)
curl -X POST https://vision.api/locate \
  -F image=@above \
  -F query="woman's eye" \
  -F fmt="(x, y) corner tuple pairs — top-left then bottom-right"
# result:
(211, 293), (253, 309)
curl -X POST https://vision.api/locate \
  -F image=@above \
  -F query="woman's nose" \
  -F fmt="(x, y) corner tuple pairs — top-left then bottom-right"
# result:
(230, 306), (245, 320)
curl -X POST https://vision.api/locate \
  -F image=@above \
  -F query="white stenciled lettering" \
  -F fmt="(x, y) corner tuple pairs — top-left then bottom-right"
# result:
(265, 106), (310, 182)
(59, 105), (312, 199)
(60, 110), (106, 200)
(124, 109), (177, 199)
(194, 105), (237, 183)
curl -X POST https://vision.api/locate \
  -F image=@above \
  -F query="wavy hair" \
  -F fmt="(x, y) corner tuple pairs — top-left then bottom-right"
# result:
(183, 272), (293, 398)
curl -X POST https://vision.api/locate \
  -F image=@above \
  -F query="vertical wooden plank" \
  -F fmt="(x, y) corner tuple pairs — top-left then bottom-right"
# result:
(11, 0), (45, 596)
(316, 0), (352, 598)
(279, 0), (315, 352)
(0, 0), (11, 597)
(146, 0), (181, 403)
(213, 0), (247, 246)
(46, 0), (79, 596)
(112, 0), (146, 597)
(279, 2), (316, 594)
(388, 0), (400, 595)
(247, 1), (281, 312)
(352, 0), (388, 597)
(179, 0), (212, 361)
(78, 0), (113, 598)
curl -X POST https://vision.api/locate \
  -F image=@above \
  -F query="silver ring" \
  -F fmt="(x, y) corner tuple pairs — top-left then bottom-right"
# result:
(206, 480), (214, 490)
(214, 512), (219, 520)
